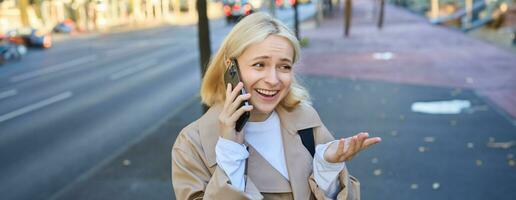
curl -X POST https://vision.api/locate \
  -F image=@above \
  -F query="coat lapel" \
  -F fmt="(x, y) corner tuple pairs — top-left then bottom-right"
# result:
(281, 125), (313, 199)
(276, 103), (323, 200)
(198, 104), (223, 168)
(246, 145), (292, 193)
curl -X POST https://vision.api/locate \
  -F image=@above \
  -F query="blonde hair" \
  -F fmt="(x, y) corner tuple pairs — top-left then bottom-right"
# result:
(200, 12), (310, 111)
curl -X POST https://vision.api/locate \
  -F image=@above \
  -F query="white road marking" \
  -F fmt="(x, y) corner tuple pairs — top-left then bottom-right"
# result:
(0, 91), (73, 123)
(10, 55), (97, 83)
(109, 60), (158, 80)
(0, 89), (17, 100)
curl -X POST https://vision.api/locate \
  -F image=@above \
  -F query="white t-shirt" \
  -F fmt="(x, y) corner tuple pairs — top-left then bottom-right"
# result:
(244, 111), (289, 179)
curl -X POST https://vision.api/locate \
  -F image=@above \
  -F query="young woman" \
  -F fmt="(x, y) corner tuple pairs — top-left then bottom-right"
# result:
(171, 12), (381, 199)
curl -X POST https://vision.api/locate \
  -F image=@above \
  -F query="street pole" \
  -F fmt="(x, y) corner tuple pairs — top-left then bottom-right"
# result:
(328, 0), (333, 14)
(430, 0), (439, 20)
(269, 0), (276, 17)
(377, 0), (384, 30)
(197, 0), (211, 112)
(344, 0), (352, 37)
(293, 0), (299, 39)
(316, 0), (323, 27)
(464, 0), (472, 29)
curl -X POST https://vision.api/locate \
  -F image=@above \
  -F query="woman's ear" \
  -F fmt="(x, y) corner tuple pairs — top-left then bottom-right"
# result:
(225, 58), (231, 68)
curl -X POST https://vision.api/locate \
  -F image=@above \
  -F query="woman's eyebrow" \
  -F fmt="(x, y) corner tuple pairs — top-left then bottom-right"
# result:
(252, 56), (292, 63)
(280, 58), (293, 63)
(251, 55), (270, 61)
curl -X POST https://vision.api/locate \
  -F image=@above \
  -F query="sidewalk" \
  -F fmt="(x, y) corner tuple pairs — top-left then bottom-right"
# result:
(298, 1), (516, 199)
(298, 0), (516, 121)
(51, 1), (516, 200)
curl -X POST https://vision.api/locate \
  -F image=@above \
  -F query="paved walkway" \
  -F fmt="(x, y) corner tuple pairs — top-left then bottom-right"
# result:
(299, 0), (516, 121)
(297, 2), (516, 199)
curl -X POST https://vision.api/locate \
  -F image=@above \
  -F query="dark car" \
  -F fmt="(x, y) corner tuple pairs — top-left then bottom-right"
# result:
(223, 0), (254, 23)
(7, 28), (52, 49)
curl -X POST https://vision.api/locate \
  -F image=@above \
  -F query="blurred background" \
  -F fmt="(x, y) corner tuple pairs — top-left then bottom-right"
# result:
(0, 0), (515, 199)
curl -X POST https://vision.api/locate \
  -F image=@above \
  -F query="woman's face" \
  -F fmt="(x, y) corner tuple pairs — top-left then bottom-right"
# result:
(236, 35), (294, 118)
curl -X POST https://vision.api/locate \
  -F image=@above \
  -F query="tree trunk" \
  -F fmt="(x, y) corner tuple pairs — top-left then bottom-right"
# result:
(197, 0), (211, 112)
(344, 0), (352, 37)
(293, 1), (299, 39)
(197, 0), (211, 79)
(19, 0), (30, 26)
(377, 0), (384, 30)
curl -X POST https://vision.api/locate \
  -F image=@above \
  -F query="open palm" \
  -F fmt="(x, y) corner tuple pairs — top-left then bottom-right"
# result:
(324, 132), (382, 163)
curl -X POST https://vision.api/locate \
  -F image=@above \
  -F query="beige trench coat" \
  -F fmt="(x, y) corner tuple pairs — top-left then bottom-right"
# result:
(171, 103), (360, 200)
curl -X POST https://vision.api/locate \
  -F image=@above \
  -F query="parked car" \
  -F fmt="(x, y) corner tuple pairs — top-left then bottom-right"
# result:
(7, 28), (52, 49)
(53, 19), (76, 33)
(0, 34), (27, 65)
(223, 0), (255, 23)
(275, 0), (311, 8)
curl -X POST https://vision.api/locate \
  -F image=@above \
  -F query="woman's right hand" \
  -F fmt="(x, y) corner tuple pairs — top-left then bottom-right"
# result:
(218, 82), (253, 144)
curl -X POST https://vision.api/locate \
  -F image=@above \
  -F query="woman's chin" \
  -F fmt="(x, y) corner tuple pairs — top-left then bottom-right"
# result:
(251, 103), (277, 116)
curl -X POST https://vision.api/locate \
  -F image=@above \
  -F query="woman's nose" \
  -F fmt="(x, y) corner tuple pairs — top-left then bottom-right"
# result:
(264, 68), (279, 85)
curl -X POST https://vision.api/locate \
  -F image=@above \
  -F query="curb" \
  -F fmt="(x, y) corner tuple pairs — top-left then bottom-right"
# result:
(49, 95), (201, 200)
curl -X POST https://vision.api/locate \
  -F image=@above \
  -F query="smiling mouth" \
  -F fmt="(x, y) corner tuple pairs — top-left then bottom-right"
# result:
(255, 88), (279, 98)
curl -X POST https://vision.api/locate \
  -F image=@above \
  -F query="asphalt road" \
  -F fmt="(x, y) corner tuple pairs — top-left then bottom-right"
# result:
(0, 18), (231, 200)
(0, 4), (319, 199)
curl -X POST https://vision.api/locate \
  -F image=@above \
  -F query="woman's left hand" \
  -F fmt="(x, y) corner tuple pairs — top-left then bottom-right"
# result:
(324, 132), (381, 163)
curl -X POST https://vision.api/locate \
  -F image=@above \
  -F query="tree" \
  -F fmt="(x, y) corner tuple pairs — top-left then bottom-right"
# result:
(196, 0), (211, 112)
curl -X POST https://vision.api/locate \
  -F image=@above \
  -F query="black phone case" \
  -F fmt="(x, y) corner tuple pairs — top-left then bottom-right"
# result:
(224, 58), (250, 132)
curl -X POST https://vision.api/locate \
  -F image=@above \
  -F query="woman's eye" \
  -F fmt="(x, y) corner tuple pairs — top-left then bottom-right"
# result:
(279, 65), (292, 71)
(252, 63), (265, 67)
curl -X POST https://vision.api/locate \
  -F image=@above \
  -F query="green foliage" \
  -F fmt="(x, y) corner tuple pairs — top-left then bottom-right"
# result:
(300, 37), (310, 47)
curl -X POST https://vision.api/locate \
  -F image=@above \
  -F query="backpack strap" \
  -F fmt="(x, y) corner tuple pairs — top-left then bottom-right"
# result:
(298, 128), (315, 157)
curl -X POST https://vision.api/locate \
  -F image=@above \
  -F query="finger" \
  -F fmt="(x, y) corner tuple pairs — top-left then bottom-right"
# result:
(229, 105), (253, 122)
(335, 139), (345, 156)
(224, 83), (232, 108)
(362, 137), (382, 149)
(357, 132), (369, 150)
(228, 82), (244, 102)
(229, 93), (251, 114)
(345, 136), (358, 156)
(344, 136), (359, 160)
(351, 135), (361, 154)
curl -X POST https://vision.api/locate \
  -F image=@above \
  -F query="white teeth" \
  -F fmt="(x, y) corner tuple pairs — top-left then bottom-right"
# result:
(256, 89), (278, 96)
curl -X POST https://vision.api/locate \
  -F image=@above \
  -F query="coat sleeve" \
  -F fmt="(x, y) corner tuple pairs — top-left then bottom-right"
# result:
(171, 130), (262, 200)
(308, 124), (361, 200)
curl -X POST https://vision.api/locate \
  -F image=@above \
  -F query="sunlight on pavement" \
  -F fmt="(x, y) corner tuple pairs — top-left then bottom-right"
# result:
(411, 100), (471, 114)
(372, 52), (395, 60)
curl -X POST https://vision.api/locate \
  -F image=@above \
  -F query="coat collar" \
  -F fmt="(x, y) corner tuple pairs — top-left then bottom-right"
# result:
(198, 103), (322, 167)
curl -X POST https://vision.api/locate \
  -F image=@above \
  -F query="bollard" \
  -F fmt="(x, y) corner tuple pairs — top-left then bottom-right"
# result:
(513, 29), (516, 46)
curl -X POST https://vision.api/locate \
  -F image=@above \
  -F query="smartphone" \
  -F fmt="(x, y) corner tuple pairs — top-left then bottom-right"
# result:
(224, 58), (250, 132)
